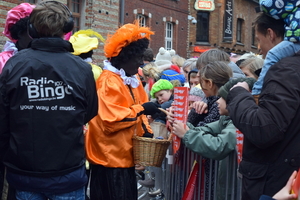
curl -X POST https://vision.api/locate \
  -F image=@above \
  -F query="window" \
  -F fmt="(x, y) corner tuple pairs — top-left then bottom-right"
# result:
(68, 0), (81, 32)
(236, 18), (243, 43)
(165, 22), (173, 50)
(196, 11), (209, 42)
(137, 15), (146, 27)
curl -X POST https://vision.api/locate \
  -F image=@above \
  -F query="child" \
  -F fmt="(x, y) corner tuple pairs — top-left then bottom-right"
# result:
(188, 69), (200, 88)
(188, 86), (206, 107)
(170, 77), (257, 200)
(239, 57), (264, 79)
(187, 61), (233, 127)
(149, 79), (174, 124)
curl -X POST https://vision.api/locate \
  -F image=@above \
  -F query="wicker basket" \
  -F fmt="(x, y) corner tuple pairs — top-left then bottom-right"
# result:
(132, 135), (172, 167)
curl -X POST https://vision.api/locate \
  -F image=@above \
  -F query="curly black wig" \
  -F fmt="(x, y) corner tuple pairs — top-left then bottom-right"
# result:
(9, 16), (30, 40)
(110, 38), (149, 68)
(78, 50), (94, 60)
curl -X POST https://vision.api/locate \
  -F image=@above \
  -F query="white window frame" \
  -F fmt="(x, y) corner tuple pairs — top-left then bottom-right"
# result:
(137, 15), (146, 27)
(165, 22), (173, 50)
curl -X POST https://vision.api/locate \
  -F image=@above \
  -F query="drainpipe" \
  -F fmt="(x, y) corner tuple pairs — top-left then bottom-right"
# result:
(119, 0), (125, 25)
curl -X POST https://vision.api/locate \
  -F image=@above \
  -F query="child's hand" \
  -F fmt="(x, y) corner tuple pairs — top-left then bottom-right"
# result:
(172, 120), (189, 138)
(272, 171), (297, 200)
(190, 101), (208, 114)
(230, 81), (250, 91)
(166, 106), (175, 125)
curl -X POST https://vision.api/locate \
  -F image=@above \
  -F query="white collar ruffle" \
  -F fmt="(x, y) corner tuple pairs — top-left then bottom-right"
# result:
(2, 41), (18, 55)
(103, 60), (140, 88)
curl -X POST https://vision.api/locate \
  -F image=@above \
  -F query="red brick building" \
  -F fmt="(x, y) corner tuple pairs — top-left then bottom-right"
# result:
(122, 0), (189, 59)
(189, 0), (260, 57)
(0, 0), (119, 66)
(0, 0), (260, 62)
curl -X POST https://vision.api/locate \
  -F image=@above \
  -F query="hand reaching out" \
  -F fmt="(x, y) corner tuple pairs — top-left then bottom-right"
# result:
(172, 120), (189, 138)
(272, 171), (297, 200)
(190, 101), (208, 114)
(166, 106), (175, 125)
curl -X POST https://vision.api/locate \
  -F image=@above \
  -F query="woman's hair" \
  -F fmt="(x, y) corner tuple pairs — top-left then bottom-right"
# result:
(110, 38), (149, 68)
(29, 2), (71, 37)
(171, 55), (186, 68)
(182, 58), (198, 71)
(142, 62), (162, 81)
(235, 53), (256, 67)
(200, 61), (233, 89)
(9, 16), (30, 40)
(239, 57), (264, 79)
(197, 49), (230, 70)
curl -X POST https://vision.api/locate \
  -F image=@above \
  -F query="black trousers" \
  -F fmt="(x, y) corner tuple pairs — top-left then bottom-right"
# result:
(89, 164), (137, 200)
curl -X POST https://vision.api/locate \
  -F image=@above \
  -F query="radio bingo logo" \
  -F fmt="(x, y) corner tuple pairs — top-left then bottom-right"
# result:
(20, 77), (73, 101)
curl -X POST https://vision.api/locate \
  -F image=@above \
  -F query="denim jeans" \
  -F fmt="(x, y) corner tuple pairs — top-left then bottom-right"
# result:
(15, 186), (85, 200)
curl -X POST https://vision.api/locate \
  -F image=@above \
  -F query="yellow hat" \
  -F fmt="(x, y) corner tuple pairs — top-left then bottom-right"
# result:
(69, 34), (98, 55)
(69, 29), (105, 56)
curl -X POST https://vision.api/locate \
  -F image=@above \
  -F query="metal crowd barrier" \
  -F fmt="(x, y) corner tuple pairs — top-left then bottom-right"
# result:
(159, 144), (242, 200)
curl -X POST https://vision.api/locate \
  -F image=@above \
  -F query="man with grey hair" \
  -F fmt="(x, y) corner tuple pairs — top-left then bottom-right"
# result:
(182, 58), (197, 87)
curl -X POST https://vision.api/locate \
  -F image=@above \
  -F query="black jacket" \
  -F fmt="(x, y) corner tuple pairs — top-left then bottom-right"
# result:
(227, 51), (300, 200)
(0, 38), (98, 177)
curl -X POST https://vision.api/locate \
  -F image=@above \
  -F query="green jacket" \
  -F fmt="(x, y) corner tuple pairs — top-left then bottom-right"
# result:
(183, 115), (239, 200)
(183, 115), (236, 160)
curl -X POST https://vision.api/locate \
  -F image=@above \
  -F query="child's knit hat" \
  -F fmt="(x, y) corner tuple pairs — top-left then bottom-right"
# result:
(160, 69), (185, 85)
(188, 86), (206, 102)
(218, 77), (256, 101)
(150, 79), (173, 98)
(155, 47), (175, 67)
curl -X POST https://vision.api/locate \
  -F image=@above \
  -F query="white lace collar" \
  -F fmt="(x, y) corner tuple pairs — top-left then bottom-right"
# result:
(103, 60), (140, 88)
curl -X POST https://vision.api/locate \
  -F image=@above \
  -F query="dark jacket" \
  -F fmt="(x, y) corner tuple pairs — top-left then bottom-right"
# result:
(227, 52), (300, 200)
(187, 96), (220, 127)
(0, 38), (98, 177)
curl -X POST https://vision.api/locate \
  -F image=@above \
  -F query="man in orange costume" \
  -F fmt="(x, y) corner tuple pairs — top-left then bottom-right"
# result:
(85, 22), (161, 200)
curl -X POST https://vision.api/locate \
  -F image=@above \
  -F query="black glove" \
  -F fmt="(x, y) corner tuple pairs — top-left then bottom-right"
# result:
(142, 102), (161, 115)
(142, 132), (153, 138)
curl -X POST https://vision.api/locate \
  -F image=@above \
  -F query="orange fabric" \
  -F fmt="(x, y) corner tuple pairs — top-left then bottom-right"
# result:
(85, 70), (152, 168)
(104, 21), (154, 58)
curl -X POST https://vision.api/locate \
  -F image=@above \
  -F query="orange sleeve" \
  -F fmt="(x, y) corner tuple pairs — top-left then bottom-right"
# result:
(97, 73), (145, 134)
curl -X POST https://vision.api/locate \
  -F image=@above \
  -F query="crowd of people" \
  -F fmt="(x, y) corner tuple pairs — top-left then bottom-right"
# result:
(0, 0), (300, 200)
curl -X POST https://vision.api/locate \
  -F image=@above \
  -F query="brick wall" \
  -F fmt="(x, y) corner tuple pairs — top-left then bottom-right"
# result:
(124, 0), (189, 58)
(0, 0), (120, 67)
(189, 0), (259, 57)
